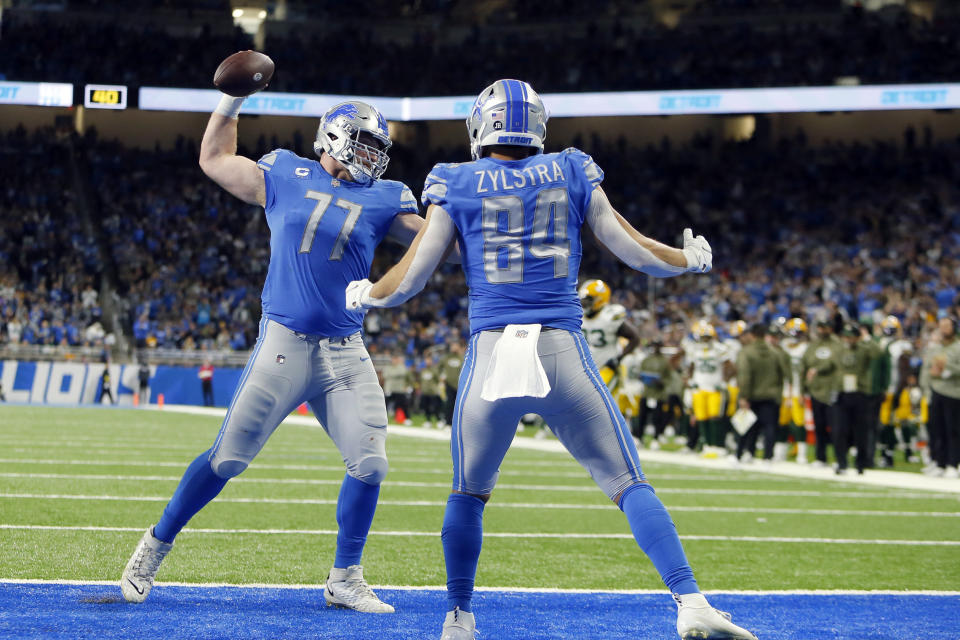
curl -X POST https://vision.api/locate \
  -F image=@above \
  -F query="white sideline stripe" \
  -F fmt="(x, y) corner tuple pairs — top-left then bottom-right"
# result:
(2, 578), (959, 597)
(0, 472), (946, 498)
(2, 493), (958, 518)
(1, 524), (957, 546)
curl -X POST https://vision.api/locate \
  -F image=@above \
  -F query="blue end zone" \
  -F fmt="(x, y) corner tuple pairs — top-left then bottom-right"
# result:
(1, 584), (958, 639)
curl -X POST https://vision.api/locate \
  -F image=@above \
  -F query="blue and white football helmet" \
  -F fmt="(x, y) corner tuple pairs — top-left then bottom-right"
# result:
(314, 101), (391, 184)
(466, 79), (547, 161)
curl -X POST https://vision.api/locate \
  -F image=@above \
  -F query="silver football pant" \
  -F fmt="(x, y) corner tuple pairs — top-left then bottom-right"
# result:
(209, 318), (388, 483)
(451, 329), (645, 499)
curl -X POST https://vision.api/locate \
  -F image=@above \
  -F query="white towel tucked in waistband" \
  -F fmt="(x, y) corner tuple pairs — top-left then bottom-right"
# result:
(480, 324), (551, 401)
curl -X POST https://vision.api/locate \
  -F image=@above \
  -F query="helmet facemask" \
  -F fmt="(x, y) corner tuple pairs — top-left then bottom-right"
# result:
(314, 102), (392, 184)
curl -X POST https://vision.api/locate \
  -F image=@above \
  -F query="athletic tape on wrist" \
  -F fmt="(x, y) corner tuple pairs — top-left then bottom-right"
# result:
(214, 94), (246, 119)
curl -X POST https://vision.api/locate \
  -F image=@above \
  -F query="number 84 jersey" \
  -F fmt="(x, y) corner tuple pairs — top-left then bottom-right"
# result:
(257, 149), (418, 336)
(422, 148), (604, 334)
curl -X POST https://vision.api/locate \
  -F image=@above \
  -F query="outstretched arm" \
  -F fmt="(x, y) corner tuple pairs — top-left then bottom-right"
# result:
(386, 212), (462, 264)
(586, 186), (712, 276)
(346, 204), (458, 310)
(198, 95), (266, 207)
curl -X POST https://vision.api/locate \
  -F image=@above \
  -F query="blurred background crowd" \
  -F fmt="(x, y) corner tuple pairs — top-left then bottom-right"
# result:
(5, 125), (960, 358)
(3, 1), (960, 95)
(2, 0), (960, 473)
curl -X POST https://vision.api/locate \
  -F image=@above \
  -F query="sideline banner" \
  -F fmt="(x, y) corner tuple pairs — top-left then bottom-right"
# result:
(0, 360), (242, 407)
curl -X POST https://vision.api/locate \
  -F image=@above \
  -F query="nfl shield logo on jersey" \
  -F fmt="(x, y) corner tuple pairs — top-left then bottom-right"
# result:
(276, 354), (286, 364)
(515, 329), (529, 338)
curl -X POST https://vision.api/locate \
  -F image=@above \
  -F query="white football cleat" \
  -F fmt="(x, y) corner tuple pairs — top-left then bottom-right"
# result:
(121, 528), (173, 603)
(440, 607), (476, 640)
(323, 565), (394, 613)
(676, 594), (758, 639)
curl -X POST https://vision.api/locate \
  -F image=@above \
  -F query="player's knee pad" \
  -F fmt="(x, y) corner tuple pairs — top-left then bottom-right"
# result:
(209, 455), (249, 479)
(351, 455), (388, 486)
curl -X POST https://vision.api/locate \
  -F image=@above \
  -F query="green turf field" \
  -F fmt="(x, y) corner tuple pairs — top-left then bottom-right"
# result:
(1, 405), (958, 592)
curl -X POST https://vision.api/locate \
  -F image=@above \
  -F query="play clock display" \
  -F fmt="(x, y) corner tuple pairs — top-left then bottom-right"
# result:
(84, 84), (127, 109)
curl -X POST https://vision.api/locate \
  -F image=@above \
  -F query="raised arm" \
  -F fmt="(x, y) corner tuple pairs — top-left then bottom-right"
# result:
(198, 96), (266, 207)
(346, 204), (458, 310)
(586, 186), (712, 276)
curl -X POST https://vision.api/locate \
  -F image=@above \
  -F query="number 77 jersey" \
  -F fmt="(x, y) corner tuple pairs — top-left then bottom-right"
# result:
(422, 147), (604, 334)
(257, 148), (418, 336)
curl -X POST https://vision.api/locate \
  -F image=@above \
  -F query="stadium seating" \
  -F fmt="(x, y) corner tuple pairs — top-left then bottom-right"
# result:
(2, 4), (960, 93)
(3, 124), (959, 356)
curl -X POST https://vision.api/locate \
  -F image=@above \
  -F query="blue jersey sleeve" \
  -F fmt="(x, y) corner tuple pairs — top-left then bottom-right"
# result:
(563, 147), (604, 187)
(421, 163), (453, 209)
(561, 147), (605, 213)
(256, 149), (302, 213)
(398, 183), (419, 214)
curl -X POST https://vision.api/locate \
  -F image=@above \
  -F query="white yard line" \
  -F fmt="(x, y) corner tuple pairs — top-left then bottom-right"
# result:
(0, 458), (782, 482)
(158, 404), (960, 494)
(0, 472), (947, 498)
(1, 578), (958, 596)
(1, 492), (958, 518)
(1, 523), (957, 546)
(5, 403), (959, 494)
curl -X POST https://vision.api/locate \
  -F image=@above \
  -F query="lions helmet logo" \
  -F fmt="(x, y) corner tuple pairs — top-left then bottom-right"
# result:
(327, 103), (361, 120)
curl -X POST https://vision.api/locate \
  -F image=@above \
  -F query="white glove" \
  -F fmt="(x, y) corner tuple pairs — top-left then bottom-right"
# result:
(681, 228), (712, 273)
(345, 279), (374, 311)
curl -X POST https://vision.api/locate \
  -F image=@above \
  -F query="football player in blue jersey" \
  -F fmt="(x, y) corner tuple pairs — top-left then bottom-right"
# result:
(346, 80), (758, 639)
(120, 87), (429, 613)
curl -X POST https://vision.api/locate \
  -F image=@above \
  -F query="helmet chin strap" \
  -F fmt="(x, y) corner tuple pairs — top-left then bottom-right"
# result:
(318, 151), (355, 182)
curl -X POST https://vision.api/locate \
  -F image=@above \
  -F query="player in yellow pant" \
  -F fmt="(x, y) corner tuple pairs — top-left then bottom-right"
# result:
(693, 389), (725, 456)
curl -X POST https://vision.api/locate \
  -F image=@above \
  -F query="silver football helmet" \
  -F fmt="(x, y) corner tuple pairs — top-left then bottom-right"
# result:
(314, 101), (391, 184)
(466, 79), (547, 161)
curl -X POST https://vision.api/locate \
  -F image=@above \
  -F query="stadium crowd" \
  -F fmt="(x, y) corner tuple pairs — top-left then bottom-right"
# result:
(0, 127), (109, 350)
(4, 125), (960, 357)
(3, 4), (960, 94)
(2, 121), (960, 473)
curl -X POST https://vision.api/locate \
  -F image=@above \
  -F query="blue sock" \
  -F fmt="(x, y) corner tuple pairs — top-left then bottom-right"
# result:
(153, 449), (228, 543)
(619, 483), (699, 595)
(441, 493), (485, 613)
(334, 473), (381, 568)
